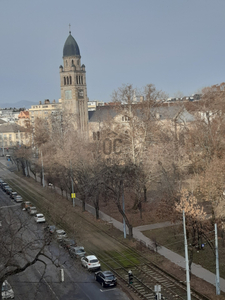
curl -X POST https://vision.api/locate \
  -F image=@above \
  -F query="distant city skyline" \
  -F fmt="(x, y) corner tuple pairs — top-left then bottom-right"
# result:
(0, 0), (225, 105)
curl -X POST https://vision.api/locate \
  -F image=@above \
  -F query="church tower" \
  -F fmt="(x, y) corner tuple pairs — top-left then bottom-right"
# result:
(59, 31), (88, 134)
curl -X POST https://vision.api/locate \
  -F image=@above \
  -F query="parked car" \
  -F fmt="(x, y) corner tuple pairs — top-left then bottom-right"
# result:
(1, 280), (14, 299)
(10, 191), (17, 199)
(81, 255), (101, 271)
(28, 207), (37, 215)
(95, 270), (117, 287)
(0, 182), (7, 189)
(69, 246), (85, 258)
(15, 195), (23, 203)
(60, 238), (76, 250)
(3, 185), (10, 192)
(21, 201), (32, 210)
(5, 187), (12, 195)
(55, 229), (67, 241)
(44, 225), (56, 234)
(34, 213), (46, 223)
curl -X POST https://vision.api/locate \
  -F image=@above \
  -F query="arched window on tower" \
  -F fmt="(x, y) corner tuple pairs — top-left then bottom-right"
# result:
(81, 76), (83, 84)
(67, 77), (69, 85)
(77, 60), (79, 66)
(66, 60), (68, 67)
(76, 76), (78, 84)
(64, 77), (66, 85)
(71, 60), (74, 65)
(79, 76), (81, 84)
(70, 76), (72, 85)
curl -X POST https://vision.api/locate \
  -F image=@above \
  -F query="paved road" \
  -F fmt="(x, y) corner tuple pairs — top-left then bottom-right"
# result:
(0, 178), (130, 300)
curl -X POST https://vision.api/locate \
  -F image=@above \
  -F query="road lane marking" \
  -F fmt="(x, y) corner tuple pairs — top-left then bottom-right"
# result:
(100, 288), (116, 292)
(0, 204), (21, 209)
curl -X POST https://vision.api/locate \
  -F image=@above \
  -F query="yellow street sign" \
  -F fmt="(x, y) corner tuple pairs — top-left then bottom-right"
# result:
(71, 193), (76, 198)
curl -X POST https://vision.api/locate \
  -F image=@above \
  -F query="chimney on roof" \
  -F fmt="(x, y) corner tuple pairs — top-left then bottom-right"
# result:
(45, 99), (50, 104)
(39, 101), (42, 105)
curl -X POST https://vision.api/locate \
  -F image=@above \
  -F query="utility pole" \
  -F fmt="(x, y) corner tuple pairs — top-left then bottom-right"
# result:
(215, 223), (220, 295)
(183, 210), (191, 300)
(41, 151), (45, 188)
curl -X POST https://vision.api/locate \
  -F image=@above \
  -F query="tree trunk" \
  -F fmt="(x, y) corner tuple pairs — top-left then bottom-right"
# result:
(40, 170), (43, 185)
(139, 201), (142, 219)
(95, 206), (99, 219)
(143, 185), (147, 202)
(94, 192), (100, 219)
(116, 200), (133, 239)
(189, 246), (193, 281)
(82, 196), (86, 212)
(128, 224), (133, 239)
(26, 160), (30, 177)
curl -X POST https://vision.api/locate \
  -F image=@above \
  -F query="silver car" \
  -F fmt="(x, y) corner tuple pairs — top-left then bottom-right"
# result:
(69, 246), (85, 258)
(2, 280), (14, 299)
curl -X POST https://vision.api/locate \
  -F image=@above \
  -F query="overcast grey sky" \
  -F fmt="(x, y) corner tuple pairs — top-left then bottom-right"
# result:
(1, 0), (225, 105)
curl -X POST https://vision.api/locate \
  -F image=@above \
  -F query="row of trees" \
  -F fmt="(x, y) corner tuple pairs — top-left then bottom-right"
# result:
(14, 83), (225, 252)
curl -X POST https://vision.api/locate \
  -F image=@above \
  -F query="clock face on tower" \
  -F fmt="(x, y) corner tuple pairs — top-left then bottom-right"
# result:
(65, 90), (72, 100)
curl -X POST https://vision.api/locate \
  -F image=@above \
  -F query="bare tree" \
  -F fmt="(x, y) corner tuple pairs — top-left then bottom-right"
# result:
(175, 189), (210, 278)
(0, 208), (57, 300)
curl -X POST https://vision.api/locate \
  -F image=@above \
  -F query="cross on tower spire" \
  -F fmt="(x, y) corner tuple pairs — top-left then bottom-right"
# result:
(69, 24), (71, 34)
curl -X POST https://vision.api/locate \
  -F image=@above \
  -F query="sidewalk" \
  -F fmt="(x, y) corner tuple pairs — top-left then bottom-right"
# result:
(1, 157), (224, 293)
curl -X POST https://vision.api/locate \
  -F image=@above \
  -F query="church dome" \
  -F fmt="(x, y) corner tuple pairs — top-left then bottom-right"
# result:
(63, 32), (80, 57)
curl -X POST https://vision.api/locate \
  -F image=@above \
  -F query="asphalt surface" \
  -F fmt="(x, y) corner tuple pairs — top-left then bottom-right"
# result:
(0, 170), (130, 300)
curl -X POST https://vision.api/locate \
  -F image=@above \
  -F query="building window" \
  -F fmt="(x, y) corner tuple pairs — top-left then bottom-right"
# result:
(97, 131), (100, 140)
(4, 134), (7, 140)
(70, 76), (72, 85)
(16, 134), (18, 139)
(64, 77), (66, 85)
(67, 77), (69, 85)
(9, 134), (12, 140)
(122, 116), (130, 121)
